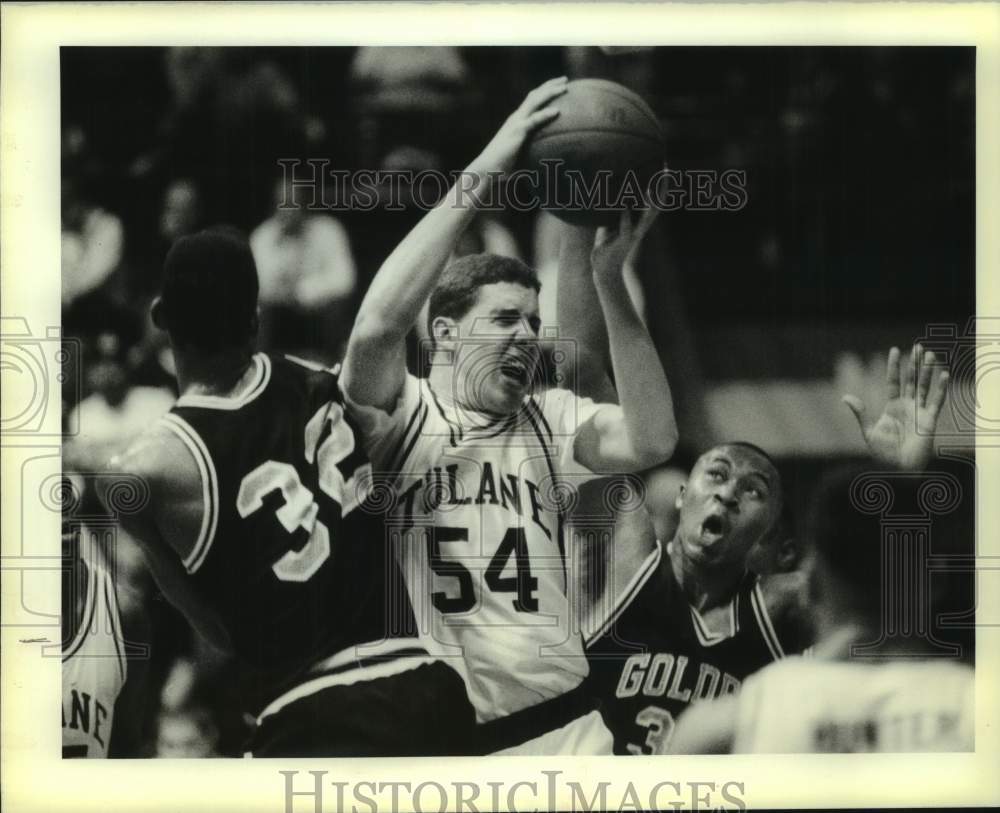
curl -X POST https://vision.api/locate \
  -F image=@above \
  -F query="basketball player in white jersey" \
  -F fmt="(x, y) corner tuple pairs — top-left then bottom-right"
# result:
(62, 476), (150, 758)
(340, 77), (679, 754)
(667, 460), (972, 754)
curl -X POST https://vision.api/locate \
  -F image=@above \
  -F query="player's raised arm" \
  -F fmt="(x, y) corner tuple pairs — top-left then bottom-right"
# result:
(573, 208), (679, 473)
(555, 222), (618, 403)
(341, 77), (569, 412)
(842, 344), (949, 471)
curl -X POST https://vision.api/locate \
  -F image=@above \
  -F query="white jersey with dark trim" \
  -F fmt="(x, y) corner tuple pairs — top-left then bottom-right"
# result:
(62, 535), (127, 758)
(346, 374), (606, 722)
(732, 656), (974, 753)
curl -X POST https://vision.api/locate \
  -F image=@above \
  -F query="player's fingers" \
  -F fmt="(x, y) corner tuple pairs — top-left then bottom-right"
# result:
(885, 346), (901, 400)
(634, 205), (661, 243)
(520, 77), (569, 113)
(903, 345), (917, 400)
(842, 394), (869, 435)
(523, 106), (561, 132)
(916, 348), (935, 407)
(926, 365), (950, 419)
(618, 207), (633, 238)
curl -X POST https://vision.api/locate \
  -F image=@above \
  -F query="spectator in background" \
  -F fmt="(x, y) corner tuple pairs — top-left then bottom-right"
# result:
(117, 177), (208, 306)
(62, 176), (125, 309)
(251, 174), (358, 362)
(159, 179), (204, 245)
(348, 46), (478, 169)
(63, 331), (174, 474)
(155, 706), (221, 759)
(133, 47), (309, 229)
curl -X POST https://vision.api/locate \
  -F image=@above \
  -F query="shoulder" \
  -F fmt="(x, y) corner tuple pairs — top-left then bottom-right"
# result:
(101, 418), (200, 513)
(757, 570), (815, 653)
(341, 372), (426, 463)
(534, 386), (612, 430)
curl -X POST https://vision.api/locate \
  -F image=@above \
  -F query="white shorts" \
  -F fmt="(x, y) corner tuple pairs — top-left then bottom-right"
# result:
(492, 709), (613, 756)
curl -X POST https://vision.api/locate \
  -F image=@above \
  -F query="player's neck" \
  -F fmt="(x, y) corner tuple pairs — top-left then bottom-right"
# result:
(667, 537), (745, 612)
(174, 347), (256, 398)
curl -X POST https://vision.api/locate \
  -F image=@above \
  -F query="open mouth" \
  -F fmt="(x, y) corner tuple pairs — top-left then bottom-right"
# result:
(499, 359), (529, 387)
(700, 514), (729, 543)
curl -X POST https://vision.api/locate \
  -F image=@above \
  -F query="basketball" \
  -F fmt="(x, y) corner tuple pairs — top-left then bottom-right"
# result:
(523, 78), (665, 225)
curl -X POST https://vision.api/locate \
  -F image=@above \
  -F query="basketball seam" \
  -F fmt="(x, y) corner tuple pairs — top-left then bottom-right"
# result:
(530, 128), (663, 145)
(565, 79), (663, 134)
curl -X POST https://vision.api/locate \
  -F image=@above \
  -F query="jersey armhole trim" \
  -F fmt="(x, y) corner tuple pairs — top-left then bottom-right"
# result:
(425, 380), (461, 445)
(523, 405), (566, 565)
(526, 396), (554, 443)
(62, 556), (98, 662)
(585, 541), (663, 648)
(102, 571), (127, 683)
(284, 354), (338, 375)
(390, 400), (429, 476)
(750, 580), (786, 660)
(158, 413), (219, 574)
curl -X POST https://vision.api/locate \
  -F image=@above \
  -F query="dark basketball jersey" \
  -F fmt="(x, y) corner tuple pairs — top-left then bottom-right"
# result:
(584, 540), (797, 754)
(161, 353), (421, 715)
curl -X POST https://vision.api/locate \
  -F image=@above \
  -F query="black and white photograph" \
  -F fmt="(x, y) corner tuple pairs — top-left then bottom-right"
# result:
(2, 3), (999, 812)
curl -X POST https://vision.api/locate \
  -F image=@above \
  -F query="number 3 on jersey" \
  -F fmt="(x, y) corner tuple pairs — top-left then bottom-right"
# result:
(236, 403), (367, 583)
(627, 705), (676, 754)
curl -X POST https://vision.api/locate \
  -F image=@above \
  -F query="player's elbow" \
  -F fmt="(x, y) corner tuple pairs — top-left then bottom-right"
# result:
(633, 431), (678, 470)
(349, 310), (407, 351)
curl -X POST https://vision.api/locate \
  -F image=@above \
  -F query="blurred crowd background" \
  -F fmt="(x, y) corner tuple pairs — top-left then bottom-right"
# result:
(59, 46), (977, 756)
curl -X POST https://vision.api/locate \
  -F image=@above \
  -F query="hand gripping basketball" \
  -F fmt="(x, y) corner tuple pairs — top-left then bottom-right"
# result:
(472, 77), (569, 175)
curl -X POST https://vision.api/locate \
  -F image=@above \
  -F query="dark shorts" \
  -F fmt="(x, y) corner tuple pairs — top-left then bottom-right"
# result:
(250, 661), (477, 757)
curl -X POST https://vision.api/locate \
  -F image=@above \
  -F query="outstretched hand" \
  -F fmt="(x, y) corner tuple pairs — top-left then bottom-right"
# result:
(591, 206), (660, 283)
(842, 344), (949, 471)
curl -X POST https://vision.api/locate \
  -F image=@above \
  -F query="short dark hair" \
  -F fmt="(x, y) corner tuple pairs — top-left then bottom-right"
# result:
(720, 440), (778, 471)
(426, 253), (540, 341)
(157, 227), (258, 352)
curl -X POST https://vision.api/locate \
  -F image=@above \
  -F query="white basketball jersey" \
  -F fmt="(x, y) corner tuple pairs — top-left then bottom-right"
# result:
(732, 656), (974, 753)
(348, 374), (605, 722)
(62, 541), (127, 758)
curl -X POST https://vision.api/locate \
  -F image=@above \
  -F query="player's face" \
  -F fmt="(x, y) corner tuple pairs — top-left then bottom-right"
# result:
(451, 282), (541, 415)
(674, 446), (781, 570)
